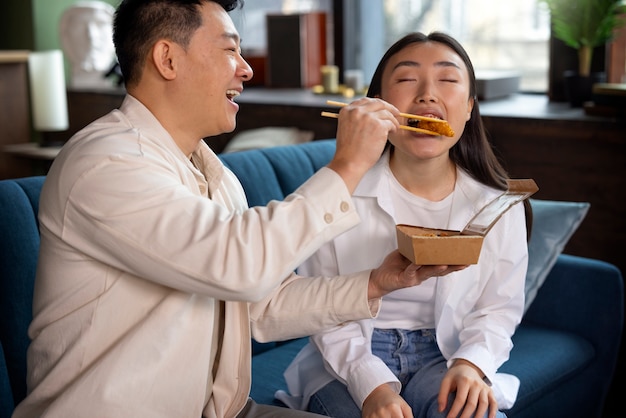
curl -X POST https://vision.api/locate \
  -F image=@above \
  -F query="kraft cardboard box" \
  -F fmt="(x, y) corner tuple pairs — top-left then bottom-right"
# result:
(397, 179), (538, 265)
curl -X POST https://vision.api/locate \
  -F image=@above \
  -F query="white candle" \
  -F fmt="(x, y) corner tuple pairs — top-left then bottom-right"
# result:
(28, 50), (69, 131)
(344, 69), (364, 93)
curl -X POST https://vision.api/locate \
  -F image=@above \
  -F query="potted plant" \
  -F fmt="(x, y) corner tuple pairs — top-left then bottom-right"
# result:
(541, 0), (626, 105)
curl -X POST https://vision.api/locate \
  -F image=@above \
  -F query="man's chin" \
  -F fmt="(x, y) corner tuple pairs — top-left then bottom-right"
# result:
(222, 121), (237, 134)
(204, 122), (237, 138)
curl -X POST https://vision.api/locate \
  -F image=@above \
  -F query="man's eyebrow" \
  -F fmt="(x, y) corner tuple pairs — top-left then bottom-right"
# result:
(392, 60), (461, 70)
(222, 31), (240, 43)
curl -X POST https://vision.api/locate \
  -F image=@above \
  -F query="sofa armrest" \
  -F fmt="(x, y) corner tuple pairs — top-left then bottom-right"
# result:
(523, 253), (623, 369)
(0, 342), (13, 418)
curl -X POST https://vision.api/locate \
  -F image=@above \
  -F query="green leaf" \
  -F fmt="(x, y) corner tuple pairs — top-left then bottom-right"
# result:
(541, 0), (626, 48)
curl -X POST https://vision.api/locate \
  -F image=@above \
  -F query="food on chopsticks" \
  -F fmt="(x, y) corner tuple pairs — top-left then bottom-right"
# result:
(407, 118), (455, 137)
(323, 100), (454, 137)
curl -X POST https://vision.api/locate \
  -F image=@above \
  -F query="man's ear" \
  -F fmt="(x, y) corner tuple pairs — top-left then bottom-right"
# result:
(151, 40), (177, 81)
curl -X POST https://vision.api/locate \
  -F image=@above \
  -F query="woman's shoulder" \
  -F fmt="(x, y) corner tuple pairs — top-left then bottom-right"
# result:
(456, 169), (502, 203)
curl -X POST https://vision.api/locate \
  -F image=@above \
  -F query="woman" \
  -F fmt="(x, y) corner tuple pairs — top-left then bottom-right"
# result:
(279, 32), (528, 418)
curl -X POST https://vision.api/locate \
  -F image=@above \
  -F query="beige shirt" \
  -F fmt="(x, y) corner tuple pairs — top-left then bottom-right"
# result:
(14, 95), (377, 418)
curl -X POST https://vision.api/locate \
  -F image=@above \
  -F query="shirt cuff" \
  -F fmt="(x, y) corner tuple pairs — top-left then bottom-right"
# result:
(347, 359), (401, 408)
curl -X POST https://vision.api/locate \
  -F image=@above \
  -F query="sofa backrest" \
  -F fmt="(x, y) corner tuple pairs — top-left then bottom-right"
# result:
(0, 176), (45, 415)
(219, 139), (336, 207)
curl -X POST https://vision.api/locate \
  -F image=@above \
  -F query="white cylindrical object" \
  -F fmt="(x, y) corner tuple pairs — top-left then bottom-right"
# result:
(344, 69), (364, 93)
(28, 50), (69, 131)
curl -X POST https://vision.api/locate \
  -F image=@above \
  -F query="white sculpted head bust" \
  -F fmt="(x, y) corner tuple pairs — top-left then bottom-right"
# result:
(59, 1), (116, 89)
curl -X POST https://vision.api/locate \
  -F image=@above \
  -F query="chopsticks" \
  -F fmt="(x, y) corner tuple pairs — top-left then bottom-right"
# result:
(326, 100), (446, 123)
(322, 100), (444, 136)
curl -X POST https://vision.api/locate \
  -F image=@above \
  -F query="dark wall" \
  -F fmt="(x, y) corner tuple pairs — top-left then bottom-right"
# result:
(0, 2), (34, 50)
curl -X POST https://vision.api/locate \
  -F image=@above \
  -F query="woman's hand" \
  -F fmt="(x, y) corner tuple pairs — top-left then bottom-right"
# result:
(362, 383), (413, 418)
(438, 359), (499, 418)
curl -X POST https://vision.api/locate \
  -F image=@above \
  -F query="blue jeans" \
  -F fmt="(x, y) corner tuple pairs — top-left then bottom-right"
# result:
(308, 328), (507, 418)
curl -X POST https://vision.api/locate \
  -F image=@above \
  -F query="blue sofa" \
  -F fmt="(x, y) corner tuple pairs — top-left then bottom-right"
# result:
(1, 139), (623, 418)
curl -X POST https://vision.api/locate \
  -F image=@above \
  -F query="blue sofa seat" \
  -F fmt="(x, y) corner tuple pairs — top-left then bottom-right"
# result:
(1, 140), (623, 418)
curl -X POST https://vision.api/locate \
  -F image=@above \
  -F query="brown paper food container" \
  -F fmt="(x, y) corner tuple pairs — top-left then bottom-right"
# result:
(396, 179), (538, 265)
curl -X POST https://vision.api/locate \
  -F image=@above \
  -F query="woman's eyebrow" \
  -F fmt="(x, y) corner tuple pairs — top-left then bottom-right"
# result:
(392, 60), (461, 71)
(392, 60), (419, 70)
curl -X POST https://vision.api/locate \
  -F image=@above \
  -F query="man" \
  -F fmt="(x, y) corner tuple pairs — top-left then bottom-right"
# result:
(13, 1), (462, 417)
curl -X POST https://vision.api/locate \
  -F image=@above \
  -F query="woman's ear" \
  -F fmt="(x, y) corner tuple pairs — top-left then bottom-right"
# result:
(466, 96), (475, 121)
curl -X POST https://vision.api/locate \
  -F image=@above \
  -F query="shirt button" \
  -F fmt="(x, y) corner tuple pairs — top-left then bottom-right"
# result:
(324, 213), (334, 224)
(340, 201), (350, 212)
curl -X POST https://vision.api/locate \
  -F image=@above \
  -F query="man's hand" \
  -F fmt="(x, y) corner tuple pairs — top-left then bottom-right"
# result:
(368, 250), (468, 300)
(327, 98), (400, 193)
(438, 359), (498, 418)
(362, 383), (412, 418)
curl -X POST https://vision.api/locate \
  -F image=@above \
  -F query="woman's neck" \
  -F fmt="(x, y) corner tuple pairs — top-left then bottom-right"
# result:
(388, 150), (457, 202)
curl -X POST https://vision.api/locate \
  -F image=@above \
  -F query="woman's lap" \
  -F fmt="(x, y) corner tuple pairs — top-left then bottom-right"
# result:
(307, 328), (507, 418)
(308, 379), (361, 418)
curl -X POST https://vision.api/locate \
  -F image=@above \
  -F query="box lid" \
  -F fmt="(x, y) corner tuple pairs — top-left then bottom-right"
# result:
(461, 179), (538, 236)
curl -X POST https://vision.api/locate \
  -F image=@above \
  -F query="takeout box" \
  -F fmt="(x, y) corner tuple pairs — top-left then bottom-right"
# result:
(396, 179), (538, 265)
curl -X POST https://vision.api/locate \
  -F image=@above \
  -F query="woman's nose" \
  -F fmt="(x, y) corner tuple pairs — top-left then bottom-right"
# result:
(414, 83), (437, 103)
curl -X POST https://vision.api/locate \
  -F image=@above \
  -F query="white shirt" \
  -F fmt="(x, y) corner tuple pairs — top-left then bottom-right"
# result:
(279, 151), (527, 410)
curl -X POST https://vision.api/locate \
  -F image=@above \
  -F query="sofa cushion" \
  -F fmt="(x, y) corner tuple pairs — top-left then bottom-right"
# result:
(250, 338), (309, 406)
(501, 325), (595, 414)
(524, 199), (590, 312)
(252, 313), (598, 413)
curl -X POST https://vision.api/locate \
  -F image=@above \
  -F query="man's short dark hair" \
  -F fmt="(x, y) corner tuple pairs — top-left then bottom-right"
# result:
(113, 0), (243, 86)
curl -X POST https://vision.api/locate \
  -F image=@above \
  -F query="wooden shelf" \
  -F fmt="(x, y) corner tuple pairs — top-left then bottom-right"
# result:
(0, 50), (29, 63)
(0, 50), (32, 179)
(2, 143), (61, 160)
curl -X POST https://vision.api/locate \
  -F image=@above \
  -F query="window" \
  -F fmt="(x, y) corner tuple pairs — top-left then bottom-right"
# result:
(232, 0), (552, 93)
(350, 0), (551, 93)
(231, 0), (333, 56)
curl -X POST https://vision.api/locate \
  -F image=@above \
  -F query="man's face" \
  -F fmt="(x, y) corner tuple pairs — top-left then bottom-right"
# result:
(174, 2), (253, 138)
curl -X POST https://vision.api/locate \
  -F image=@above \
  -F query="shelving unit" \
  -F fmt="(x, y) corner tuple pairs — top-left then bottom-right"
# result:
(0, 50), (33, 179)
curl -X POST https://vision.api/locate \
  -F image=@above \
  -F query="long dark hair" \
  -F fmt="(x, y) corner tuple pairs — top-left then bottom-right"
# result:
(367, 31), (508, 192)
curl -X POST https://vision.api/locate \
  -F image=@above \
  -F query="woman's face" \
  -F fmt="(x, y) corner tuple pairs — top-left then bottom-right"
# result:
(380, 41), (474, 161)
